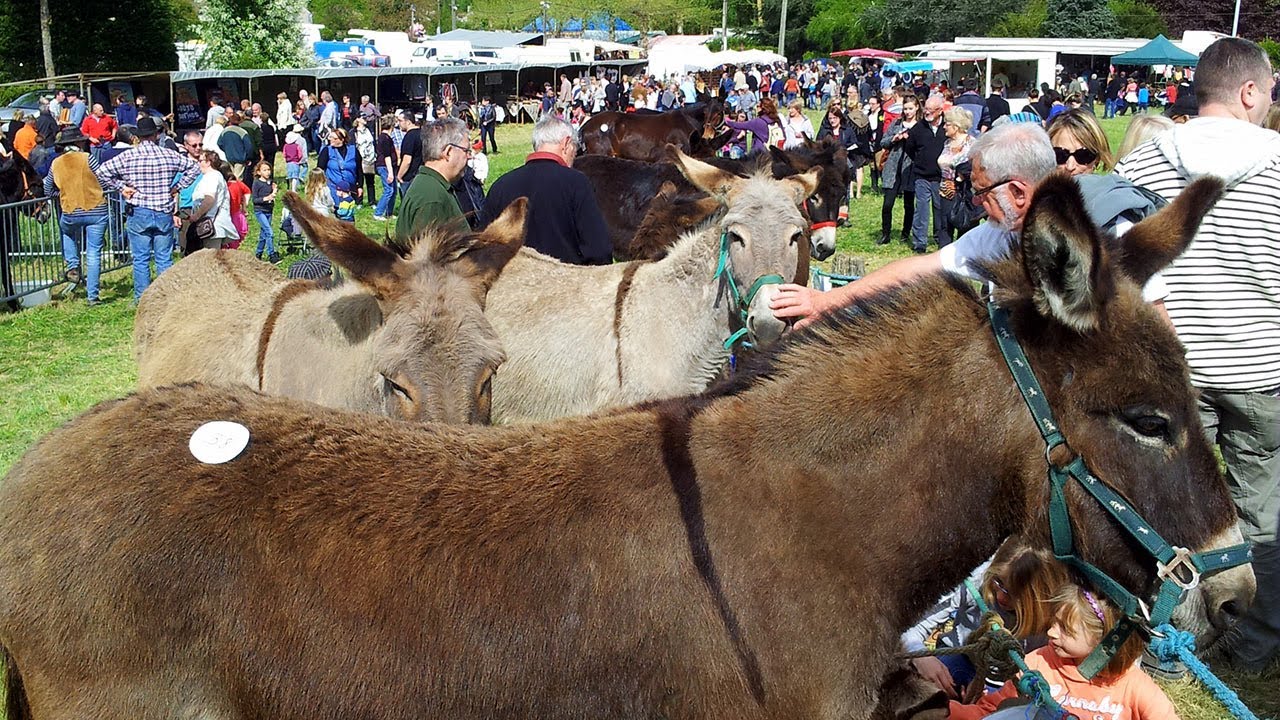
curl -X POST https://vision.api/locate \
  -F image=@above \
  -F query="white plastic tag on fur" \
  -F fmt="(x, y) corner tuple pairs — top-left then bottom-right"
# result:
(600, 123), (609, 133)
(189, 421), (250, 464)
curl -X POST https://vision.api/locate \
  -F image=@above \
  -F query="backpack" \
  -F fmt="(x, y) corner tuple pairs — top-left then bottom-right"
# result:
(335, 194), (357, 221)
(767, 122), (785, 149)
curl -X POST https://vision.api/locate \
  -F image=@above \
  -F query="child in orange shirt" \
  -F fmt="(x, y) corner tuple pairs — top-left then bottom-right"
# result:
(949, 584), (1178, 720)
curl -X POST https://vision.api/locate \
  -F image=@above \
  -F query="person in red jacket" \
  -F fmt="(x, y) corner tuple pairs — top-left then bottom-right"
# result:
(80, 104), (118, 148)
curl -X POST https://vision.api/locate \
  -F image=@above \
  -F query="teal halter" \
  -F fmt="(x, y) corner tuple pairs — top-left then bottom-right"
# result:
(988, 296), (1253, 679)
(714, 230), (785, 352)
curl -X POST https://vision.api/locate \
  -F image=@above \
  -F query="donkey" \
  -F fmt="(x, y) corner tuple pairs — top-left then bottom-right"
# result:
(580, 99), (725, 161)
(0, 173), (1253, 720)
(486, 149), (819, 423)
(576, 140), (846, 263)
(133, 193), (527, 424)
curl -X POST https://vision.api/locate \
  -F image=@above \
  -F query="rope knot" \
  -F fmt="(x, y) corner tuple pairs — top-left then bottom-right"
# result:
(1148, 623), (1196, 663)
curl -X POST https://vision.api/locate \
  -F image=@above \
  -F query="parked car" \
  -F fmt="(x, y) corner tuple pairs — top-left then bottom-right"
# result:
(0, 90), (56, 124)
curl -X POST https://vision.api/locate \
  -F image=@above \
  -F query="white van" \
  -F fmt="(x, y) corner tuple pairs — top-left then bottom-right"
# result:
(408, 41), (476, 67)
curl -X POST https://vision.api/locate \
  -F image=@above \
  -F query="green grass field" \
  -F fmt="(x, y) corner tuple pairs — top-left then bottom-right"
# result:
(0, 114), (1276, 719)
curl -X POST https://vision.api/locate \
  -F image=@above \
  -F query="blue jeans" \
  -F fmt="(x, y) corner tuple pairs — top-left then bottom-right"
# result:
(1103, 97), (1115, 118)
(911, 178), (943, 251)
(60, 212), (108, 301)
(254, 210), (275, 256)
(127, 206), (175, 300)
(375, 166), (397, 218)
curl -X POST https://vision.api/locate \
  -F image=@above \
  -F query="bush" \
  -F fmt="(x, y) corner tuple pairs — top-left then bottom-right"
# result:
(0, 84), (43, 108)
(1259, 38), (1280, 72)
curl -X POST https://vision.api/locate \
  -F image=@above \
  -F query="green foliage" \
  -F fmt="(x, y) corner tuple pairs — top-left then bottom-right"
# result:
(1042, 0), (1121, 38)
(804, 0), (876, 52)
(0, 0), (181, 79)
(1108, 0), (1166, 37)
(863, 0), (1025, 48)
(195, 0), (310, 69)
(990, 0), (1047, 36)
(0, 84), (42, 106)
(1259, 38), (1280, 70)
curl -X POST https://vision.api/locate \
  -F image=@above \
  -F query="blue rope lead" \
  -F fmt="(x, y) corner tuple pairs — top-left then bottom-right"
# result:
(1147, 624), (1260, 720)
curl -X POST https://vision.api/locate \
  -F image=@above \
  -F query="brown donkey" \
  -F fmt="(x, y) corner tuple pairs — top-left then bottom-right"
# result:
(133, 193), (527, 424)
(0, 175), (1254, 719)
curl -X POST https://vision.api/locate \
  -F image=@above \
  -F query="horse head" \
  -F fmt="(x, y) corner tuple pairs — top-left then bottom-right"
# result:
(670, 146), (818, 347)
(769, 140), (849, 261)
(991, 173), (1254, 657)
(284, 193), (527, 424)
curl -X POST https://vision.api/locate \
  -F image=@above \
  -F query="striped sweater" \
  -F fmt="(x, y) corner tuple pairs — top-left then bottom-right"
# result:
(1115, 117), (1280, 393)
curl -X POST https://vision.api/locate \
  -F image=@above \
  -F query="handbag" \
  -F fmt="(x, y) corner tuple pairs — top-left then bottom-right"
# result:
(946, 163), (985, 232)
(192, 215), (217, 244)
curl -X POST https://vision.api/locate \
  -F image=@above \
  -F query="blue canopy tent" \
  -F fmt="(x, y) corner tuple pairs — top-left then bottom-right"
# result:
(884, 60), (934, 74)
(1111, 35), (1199, 67)
(523, 14), (633, 34)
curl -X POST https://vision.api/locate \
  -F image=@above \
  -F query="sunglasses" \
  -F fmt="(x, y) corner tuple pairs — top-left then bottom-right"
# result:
(447, 142), (472, 156)
(1053, 146), (1099, 166)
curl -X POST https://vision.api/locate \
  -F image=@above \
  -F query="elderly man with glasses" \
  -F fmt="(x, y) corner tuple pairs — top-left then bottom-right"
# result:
(770, 122), (1170, 327)
(394, 117), (469, 242)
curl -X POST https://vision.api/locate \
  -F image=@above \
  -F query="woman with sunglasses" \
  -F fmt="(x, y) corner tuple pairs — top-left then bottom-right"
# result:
(1044, 109), (1113, 176)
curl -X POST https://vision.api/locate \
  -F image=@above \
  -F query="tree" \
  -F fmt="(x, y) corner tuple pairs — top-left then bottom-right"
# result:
(194, 0), (309, 69)
(804, 0), (877, 53)
(1041, 0), (1121, 38)
(1147, 0), (1280, 40)
(991, 0), (1047, 36)
(864, 0), (1025, 48)
(1108, 0), (1166, 37)
(0, 0), (182, 79)
(40, 0), (54, 78)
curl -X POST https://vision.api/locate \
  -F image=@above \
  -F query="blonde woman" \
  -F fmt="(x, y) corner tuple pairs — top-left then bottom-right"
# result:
(1116, 115), (1174, 162)
(1044, 109), (1113, 176)
(782, 99), (814, 149)
(937, 106), (974, 246)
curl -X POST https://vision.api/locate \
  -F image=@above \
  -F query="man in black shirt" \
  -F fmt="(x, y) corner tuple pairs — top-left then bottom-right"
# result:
(986, 84), (1011, 124)
(396, 112), (423, 186)
(480, 116), (610, 265)
(904, 94), (947, 254)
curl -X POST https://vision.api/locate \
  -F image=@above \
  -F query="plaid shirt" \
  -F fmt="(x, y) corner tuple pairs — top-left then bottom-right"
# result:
(96, 140), (200, 214)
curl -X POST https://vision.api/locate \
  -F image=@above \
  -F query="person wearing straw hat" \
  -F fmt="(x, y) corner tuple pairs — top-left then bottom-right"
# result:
(43, 126), (109, 304)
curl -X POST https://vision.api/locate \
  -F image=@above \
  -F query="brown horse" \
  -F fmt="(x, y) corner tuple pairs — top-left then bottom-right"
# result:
(580, 100), (725, 162)
(0, 175), (1253, 719)
(133, 193), (528, 424)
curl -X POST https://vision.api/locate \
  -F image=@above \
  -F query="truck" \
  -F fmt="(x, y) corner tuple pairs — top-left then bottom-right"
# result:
(407, 40), (477, 67)
(313, 38), (391, 67)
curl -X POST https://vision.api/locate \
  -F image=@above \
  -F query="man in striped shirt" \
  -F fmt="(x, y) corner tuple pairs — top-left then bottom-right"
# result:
(1116, 37), (1280, 673)
(95, 116), (200, 301)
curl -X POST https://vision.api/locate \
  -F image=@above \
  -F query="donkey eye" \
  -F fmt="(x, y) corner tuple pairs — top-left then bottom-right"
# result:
(728, 231), (745, 246)
(809, 195), (822, 206)
(790, 231), (805, 247)
(382, 374), (412, 400)
(1121, 409), (1169, 440)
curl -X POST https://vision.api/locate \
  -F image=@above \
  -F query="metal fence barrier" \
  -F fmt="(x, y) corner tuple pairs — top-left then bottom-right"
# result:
(0, 191), (132, 307)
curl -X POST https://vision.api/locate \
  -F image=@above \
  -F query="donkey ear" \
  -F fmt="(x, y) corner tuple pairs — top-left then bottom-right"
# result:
(283, 192), (404, 299)
(668, 145), (738, 198)
(782, 167), (822, 205)
(1111, 177), (1224, 286)
(455, 197), (527, 293)
(1020, 174), (1113, 332)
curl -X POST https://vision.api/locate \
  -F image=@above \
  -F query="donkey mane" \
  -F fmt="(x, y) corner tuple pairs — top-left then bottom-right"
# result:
(707, 271), (984, 400)
(384, 222), (487, 264)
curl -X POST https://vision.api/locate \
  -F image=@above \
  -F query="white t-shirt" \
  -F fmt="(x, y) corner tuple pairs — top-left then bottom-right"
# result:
(783, 116), (814, 149)
(939, 221), (1168, 302)
(194, 170), (237, 240)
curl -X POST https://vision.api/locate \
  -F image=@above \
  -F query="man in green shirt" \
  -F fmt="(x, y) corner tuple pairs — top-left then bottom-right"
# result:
(395, 117), (470, 241)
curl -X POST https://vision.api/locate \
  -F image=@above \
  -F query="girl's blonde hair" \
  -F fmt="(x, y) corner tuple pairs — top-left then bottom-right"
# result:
(1116, 115), (1174, 162)
(980, 541), (1070, 640)
(788, 98), (805, 114)
(304, 168), (328, 202)
(1046, 108), (1115, 173)
(1050, 583), (1147, 680)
